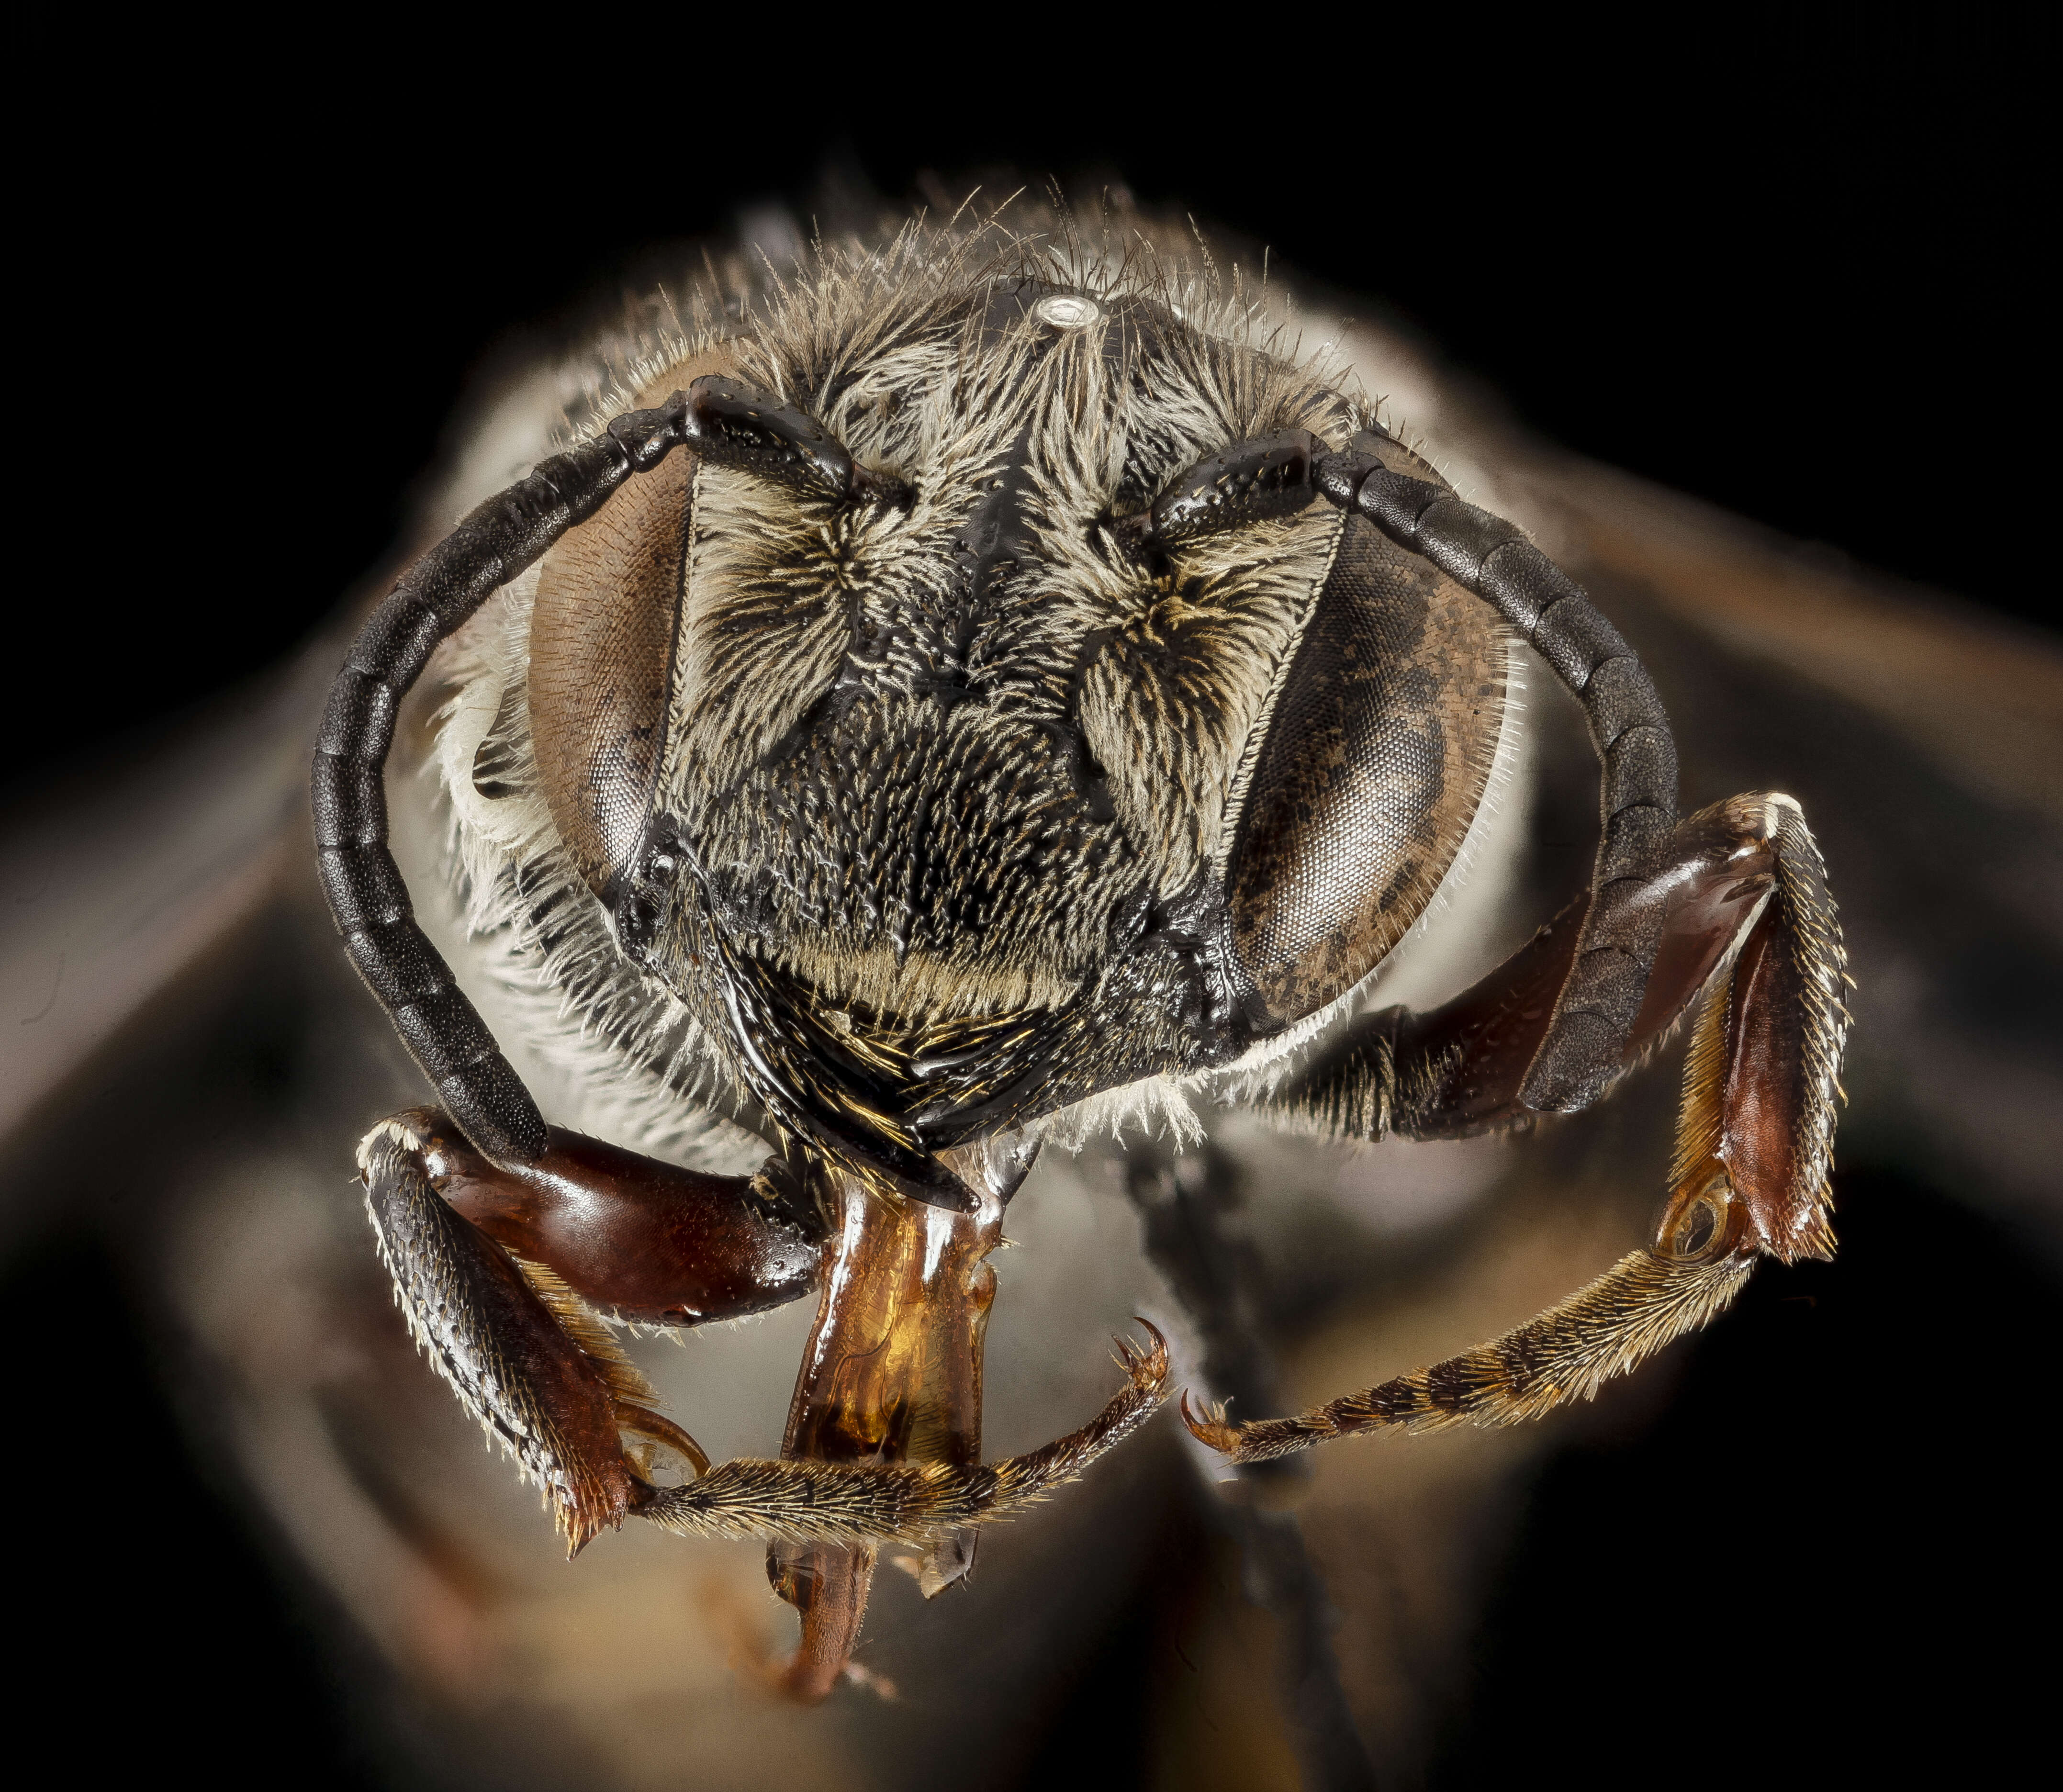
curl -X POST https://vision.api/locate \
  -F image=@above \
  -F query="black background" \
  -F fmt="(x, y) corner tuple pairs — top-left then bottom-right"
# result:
(14, 10), (2050, 801)
(12, 11), (2055, 1788)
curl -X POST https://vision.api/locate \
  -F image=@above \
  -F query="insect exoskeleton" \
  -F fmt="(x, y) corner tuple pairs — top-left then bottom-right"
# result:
(495, 273), (1508, 1169)
(317, 213), (1844, 1701)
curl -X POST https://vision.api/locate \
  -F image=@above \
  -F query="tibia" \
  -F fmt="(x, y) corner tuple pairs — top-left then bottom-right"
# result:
(360, 1116), (668, 1555)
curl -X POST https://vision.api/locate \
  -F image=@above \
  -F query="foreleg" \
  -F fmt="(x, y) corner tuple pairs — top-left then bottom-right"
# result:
(359, 1115), (710, 1553)
(391, 1108), (821, 1327)
(361, 1113), (1168, 1550)
(1278, 792), (1793, 1143)
(640, 1328), (1168, 1546)
(1200, 794), (1848, 1463)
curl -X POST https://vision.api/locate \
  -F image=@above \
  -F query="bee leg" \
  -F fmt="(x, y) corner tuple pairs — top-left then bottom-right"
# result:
(1205, 793), (1847, 1463)
(358, 1109), (825, 1553)
(364, 1111), (1167, 1556)
(638, 1324), (1171, 1544)
(1272, 794), (1806, 1142)
(392, 1107), (825, 1328)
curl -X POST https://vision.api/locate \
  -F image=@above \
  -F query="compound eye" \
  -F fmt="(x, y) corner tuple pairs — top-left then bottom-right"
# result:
(529, 357), (735, 899)
(1222, 509), (1509, 1023)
